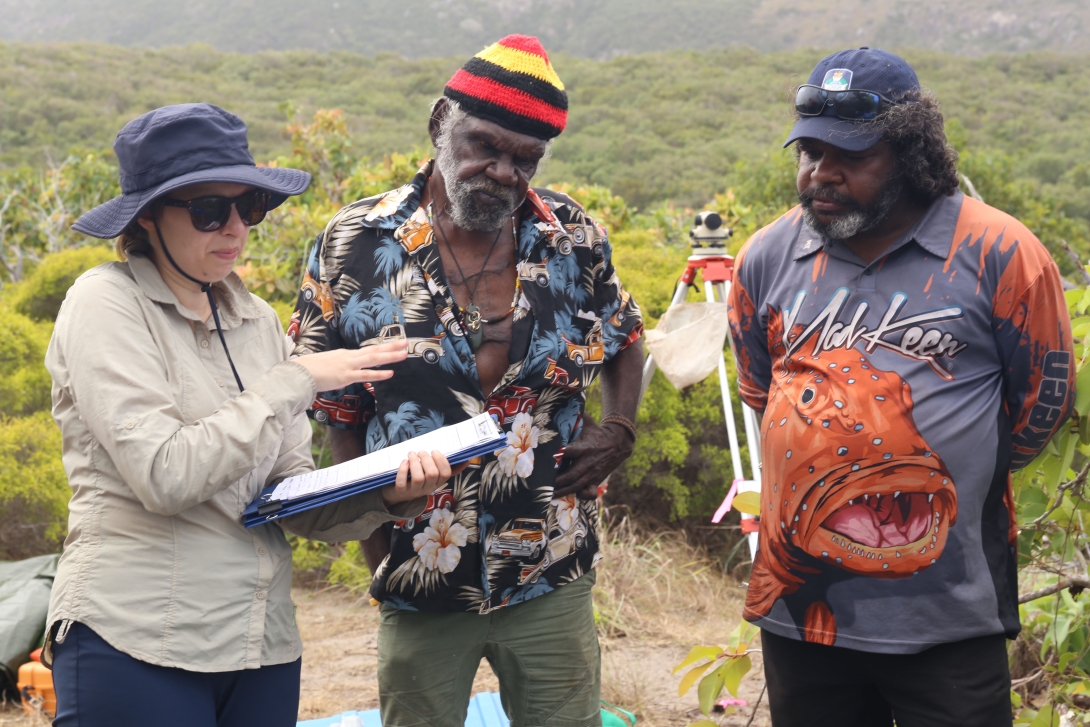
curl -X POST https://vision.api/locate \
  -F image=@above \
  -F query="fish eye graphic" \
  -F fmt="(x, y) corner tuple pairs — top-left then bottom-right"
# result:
(801, 387), (816, 405)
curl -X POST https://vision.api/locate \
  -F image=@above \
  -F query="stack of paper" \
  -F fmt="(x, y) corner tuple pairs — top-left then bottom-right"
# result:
(243, 413), (506, 528)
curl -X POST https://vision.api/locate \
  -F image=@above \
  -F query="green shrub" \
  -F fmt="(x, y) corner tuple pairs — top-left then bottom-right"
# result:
(0, 412), (68, 560)
(325, 540), (373, 593)
(0, 309), (52, 417)
(5, 245), (116, 321)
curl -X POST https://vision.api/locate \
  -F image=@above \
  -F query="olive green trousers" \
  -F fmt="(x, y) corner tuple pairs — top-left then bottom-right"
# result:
(377, 570), (601, 727)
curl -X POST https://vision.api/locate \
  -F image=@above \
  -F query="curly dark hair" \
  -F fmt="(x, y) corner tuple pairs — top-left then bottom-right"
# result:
(795, 89), (960, 204)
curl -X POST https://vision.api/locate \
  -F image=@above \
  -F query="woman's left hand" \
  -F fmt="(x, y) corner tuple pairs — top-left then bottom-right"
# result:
(382, 450), (469, 506)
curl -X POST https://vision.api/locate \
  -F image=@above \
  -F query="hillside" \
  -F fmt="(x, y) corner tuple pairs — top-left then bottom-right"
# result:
(0, 0), (1087, 58)
(2, 42), (1089, 215)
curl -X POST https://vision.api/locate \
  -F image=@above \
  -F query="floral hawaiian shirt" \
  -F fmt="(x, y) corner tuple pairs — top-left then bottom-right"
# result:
(288, 161), (643, 613)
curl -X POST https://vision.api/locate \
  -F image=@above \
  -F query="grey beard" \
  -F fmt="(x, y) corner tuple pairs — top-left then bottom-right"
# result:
(801, 177), (903, 242)
(436, 148), (520, 232)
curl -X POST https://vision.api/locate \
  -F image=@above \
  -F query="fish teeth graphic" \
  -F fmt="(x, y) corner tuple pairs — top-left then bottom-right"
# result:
(746, 308), (959, 645)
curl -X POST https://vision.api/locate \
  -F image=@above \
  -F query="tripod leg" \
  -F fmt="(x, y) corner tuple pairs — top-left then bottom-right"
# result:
(717, 280), (763, 486)
(639, 278), (691, 402)
(704, 280), (745, 484)
(715, 281), (762, 560)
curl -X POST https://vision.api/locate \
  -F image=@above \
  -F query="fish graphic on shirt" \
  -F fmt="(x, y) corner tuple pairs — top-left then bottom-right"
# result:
(746, 309), (959, 645)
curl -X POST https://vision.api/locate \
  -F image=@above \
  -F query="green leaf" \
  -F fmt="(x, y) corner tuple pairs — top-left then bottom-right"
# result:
(685, 721), (720, 727)
(731, 490), (761, 515)
(678, 660), (716, 696)
(1058, 650), (1078, 674)
(719, 654), (753, 698)
(1065, 288), (1083, 311)
(697, 670), (726, 715)
(725, 620), (761, 652)
(1052, 614), (1073, 651)
(1076, 363), (1090, 415)
(1071, 317), (1090, 338)
(673, 645), (722, 674)
(1029, 704), (1057, 727)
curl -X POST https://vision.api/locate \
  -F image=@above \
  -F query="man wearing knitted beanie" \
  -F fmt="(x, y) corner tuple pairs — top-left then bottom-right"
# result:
(289, 35), (645, 727)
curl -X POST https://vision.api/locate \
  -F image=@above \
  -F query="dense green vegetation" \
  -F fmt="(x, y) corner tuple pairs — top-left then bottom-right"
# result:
(1, 0), (1087, 58)
(3, 43), (1090, 217)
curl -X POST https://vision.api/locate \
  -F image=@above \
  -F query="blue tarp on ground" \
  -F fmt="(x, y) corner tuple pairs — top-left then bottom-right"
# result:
(297, 692), (510, 727)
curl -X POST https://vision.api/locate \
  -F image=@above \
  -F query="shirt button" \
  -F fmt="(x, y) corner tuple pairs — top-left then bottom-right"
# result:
(864, 269), (873, 276)
(123, 419), (135, 430)
(217, 380), (225, 387)
(256, 591), (266, 600)
(200, 339), (210, 348)
(258, 548), (267, 556)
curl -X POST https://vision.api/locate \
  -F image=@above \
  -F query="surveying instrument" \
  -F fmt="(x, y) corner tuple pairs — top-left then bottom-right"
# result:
(638, 211), (762, 558)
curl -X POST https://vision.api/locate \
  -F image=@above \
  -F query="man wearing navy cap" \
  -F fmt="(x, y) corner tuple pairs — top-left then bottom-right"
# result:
(728, 48), (1074, 726)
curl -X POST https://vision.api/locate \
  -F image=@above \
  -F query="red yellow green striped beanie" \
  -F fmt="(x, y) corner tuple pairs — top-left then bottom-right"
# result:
(444, 35), (568, 140)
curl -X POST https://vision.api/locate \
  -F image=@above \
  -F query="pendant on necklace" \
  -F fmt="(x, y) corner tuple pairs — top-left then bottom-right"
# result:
(464, 304), (484, 351)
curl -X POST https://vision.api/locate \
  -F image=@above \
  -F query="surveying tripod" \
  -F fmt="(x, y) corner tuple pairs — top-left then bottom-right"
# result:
(637, 230), (763, 559)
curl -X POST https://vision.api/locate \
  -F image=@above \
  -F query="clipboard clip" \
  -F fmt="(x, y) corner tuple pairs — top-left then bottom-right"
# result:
(257, 499), (284, 516)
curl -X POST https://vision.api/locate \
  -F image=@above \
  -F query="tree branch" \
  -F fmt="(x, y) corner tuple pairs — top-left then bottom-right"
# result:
(1028, 460), (1090, 529)
(743, 683), (766, 727)
(960, 174), (984, 203)
(1060, 239), (1090, 286)
(1019, 575), (1090, 604)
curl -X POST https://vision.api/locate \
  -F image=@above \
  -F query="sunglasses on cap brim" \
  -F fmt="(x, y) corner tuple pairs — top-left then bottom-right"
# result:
(159, 189), (271, 232)
(795, 84), (893, 121)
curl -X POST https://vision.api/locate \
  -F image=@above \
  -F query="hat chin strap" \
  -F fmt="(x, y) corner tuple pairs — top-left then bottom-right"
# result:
(153, 216), (246, 393)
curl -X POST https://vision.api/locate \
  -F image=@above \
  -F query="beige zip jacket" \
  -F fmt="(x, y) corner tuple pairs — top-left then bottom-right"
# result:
(43, 255), (421, 672)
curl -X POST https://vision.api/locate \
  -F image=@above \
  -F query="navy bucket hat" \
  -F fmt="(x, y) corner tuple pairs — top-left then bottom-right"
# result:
(784, 47), (920, 152)
(73, 103), (311, 239)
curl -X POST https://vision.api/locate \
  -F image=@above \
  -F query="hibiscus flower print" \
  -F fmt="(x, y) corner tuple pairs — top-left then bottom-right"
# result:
(498, 411), (540, 478)
(552, 494), (579, 532)
(413, 509), (469, 573)
(365, 183), (413, 221)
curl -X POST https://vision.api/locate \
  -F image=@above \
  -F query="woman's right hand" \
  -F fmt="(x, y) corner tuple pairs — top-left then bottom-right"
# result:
(293, 341), (408, 392)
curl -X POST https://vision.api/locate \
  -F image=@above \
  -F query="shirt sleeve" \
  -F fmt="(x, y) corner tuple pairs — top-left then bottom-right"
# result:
(590, 221), (644, 360)
(279, 489), (427, 542)
(288, 234), (377, 431)
(728, 242), (772, 413)
(993, 252), (1075, 470)
(48, 270), (319, 517)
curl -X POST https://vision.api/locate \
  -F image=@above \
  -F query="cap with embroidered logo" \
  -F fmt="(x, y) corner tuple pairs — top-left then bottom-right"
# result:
(784, 47), (920, 151)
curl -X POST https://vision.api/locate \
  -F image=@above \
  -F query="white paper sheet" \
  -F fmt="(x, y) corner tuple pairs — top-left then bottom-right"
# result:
(270, 413), (503, 502)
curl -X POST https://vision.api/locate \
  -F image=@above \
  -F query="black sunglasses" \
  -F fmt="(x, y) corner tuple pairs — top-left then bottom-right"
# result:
(795, 84), (893, 121)
(160, 189), (271, 232)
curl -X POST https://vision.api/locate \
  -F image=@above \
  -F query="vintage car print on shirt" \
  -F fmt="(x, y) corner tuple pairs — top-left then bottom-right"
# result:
(517, 261), (550, 287)
(360, 323), (445, 364)
(301, 270), (335, 321)
(564, 329), (605, 367)
(395, 485), (455, 532)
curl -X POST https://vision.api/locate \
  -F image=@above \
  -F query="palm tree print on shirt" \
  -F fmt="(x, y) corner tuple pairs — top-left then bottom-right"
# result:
(287, 160), (643, 614)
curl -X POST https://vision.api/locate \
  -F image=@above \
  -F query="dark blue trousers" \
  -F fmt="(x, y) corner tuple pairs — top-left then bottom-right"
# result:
(51, 622), (301, 727)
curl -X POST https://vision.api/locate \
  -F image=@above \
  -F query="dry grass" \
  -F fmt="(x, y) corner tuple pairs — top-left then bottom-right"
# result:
(594, 518), (769, 727)
(0, 699), (48, 727)
(594, 517), (749, 645)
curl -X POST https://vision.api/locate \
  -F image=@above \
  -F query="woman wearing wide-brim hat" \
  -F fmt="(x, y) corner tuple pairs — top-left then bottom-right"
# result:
(43, 103), (454, 726)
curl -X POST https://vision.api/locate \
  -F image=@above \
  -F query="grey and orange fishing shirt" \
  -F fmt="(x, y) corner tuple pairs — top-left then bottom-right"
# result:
(727, 190), (1074, 652)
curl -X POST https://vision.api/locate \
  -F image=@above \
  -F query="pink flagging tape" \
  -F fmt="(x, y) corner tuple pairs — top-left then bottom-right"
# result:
(711, 478), (743, 523)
